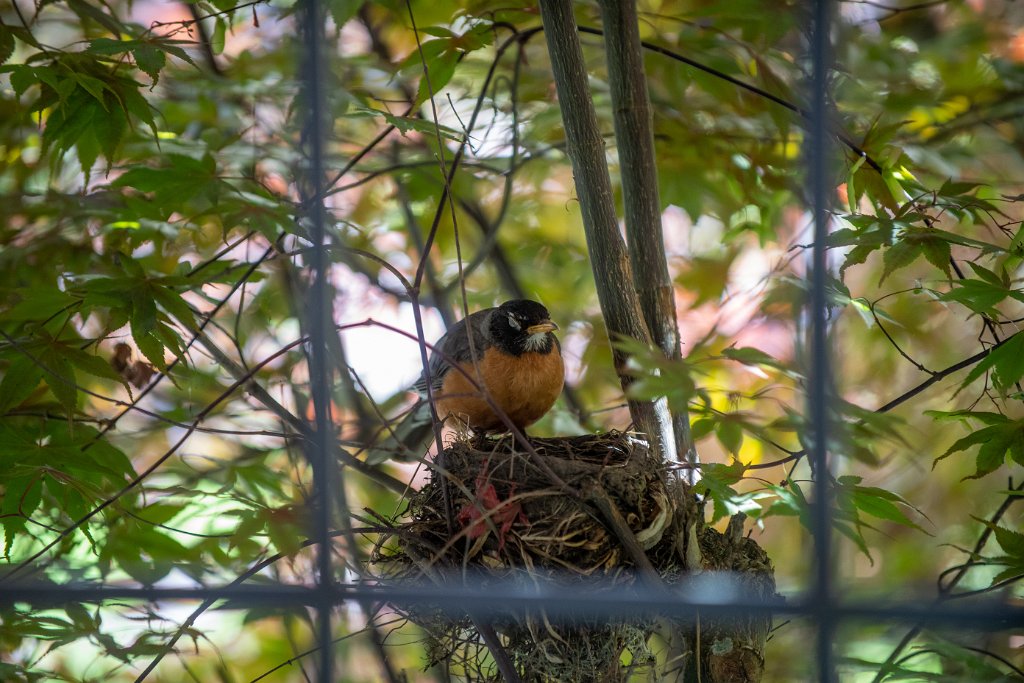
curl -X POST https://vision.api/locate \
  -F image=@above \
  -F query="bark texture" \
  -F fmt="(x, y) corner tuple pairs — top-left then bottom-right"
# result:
(537, 0), (667, 459)
(596, 0), (696, 466)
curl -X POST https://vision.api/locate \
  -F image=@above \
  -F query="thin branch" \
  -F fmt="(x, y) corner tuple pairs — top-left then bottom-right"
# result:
(249, 616), (407, 683)
(1, 332), (317, 584)
(183, 1), (223, 76)
(960, 645), (1024, 679)
(575, 25), (884, 174)
(869, 300), (934, 374)
(746, 330), (1022, 472)
(948, 256), (1023, 396)
(875, 332), (1016, 414)
(81, 244), (277, 451)
(870, 478), (1024, 682)
(136, 526), (388, 682)
(191, 329), (406, 494)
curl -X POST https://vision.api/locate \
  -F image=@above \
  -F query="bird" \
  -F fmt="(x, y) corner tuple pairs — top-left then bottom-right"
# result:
(369, 299), (564, 463)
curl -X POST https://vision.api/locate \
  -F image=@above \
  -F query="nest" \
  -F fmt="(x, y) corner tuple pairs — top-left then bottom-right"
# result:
(371, 431), (774, 682)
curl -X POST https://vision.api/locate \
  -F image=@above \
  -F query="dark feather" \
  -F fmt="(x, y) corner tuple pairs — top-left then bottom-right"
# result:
(413, 307), (495, 395)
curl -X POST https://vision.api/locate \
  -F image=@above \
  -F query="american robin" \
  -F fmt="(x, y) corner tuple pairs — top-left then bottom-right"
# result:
(370, 299), (564, 462)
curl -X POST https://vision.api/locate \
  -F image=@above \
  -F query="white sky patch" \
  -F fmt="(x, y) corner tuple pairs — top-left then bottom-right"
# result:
(339, 296), (445, 401)
(561, 321), (592, 387)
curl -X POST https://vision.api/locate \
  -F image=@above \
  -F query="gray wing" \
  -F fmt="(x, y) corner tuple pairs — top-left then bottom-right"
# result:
(413, 307), (495, 395)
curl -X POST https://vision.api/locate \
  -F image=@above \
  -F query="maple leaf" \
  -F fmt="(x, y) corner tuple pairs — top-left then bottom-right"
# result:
(457, 468), (529, 550)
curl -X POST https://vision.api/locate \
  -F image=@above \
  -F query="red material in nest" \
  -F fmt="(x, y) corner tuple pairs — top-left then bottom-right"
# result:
(456, 464), (530, 550)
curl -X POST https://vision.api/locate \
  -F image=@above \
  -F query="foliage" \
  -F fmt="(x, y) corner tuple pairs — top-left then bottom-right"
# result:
(0, 0), (1022, 681)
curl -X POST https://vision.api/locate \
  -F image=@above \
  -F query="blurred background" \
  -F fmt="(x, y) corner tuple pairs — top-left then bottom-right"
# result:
(1, 0), (1022, 680)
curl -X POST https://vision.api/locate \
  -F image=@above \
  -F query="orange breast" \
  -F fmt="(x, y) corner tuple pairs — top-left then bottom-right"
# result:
(436, 347), (565, 432)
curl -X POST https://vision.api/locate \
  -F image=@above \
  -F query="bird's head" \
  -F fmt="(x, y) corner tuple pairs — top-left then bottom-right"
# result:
(490, 299), (559, 355)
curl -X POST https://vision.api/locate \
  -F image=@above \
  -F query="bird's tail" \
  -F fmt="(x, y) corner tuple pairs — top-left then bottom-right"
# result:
(365, 400), (439, 464)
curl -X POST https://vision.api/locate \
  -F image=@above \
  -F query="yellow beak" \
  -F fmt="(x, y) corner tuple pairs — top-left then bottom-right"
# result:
(526, 320), (558, 334)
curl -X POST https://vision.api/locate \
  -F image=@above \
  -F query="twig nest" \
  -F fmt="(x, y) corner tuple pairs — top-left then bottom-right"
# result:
(396, 431), (683, 576)
(371, 431), (775, 682)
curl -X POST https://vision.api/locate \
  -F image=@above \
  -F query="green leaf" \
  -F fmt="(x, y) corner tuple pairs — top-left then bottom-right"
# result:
(827, 227), (868, 247)
(136, 503), (185, 526)
(327, 0), (365, 28)
(833, 519), (873, 562)
(1, 475), (44, 519)
(925, 409), (1009, 426)
(67, 0), (126, 36)
(880, 240), (921, 283)
(131, 289), (158, 335)
(1010, 225), (1024, 256)
(937, 424), (1000, 462)
(65, 603), (95, 632)
(841, 243), (877, 276)
(721, 346), (785, 370)
(70, 73), (111, 108)
(121, 83), (158, 138)
(849, 488), (925, 532)
(415, 47), (459, 106)
(0, 23), (14, 66)
(42, 90), (103, 158)
(1011, 441), (1024, 468)
(762, 484), (807, 519)
(420, 26), (456, 38)
(87, 37), (135, 55)
(267, 513), (304, 557)
(990, 565), (1024, 587)
(918, 237), (951, 277)
(33, 66), (63, 93)
(77, 122), (101, 175)
(63, 346), (123, 384)
(6, 64), (35, 96)
(961, 334), (1024, 393)
(132, 44), (165, 85)
(693, 461), (750, 523)
(966, 261), (1005, 287)
(358, 107), (462, 141)
(112, 154), (220, 206)
(150, 38), (196, 66)
(691, 417), (716, 440)
(993, 524), (1024, 558)
(211, 17), (227, 55)
(939, 179), (983, 196)
(93, 93), (127, 162)
(0, 356), (45, 413)
(990, 332), (1024, 391)
(39, 347), (78, 414)
(0, 475), (43, 558)
(940, 278), (1012, 316)
(716, 419), (743, 455)
(959, 348), (1001, 390)
(152, 320), (185, 359)
(971, 436), (1011, 479)
(85, 434), (135, 480)
(151, 285), (196, 327)
(937, 420), (1024, 480)
(132, 330), (165, 371)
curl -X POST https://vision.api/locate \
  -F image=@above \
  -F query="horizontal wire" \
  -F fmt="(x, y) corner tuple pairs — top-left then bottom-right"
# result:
(2, 578), (1021, 628)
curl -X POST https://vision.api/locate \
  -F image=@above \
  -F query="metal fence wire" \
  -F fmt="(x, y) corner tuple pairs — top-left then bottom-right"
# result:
(3, 0), (1024, 681)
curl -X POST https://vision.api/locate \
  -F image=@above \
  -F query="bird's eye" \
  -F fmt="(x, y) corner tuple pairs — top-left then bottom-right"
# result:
(507, 313), (521, 330)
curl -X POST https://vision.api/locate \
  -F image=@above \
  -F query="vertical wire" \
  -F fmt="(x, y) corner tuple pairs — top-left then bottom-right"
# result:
(298, 0), (335, 680)
(807, 0), (836, 681)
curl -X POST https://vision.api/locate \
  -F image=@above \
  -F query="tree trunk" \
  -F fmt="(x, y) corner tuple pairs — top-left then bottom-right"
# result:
(596, 0), (696, 468)
(537, 0), (670, 462)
